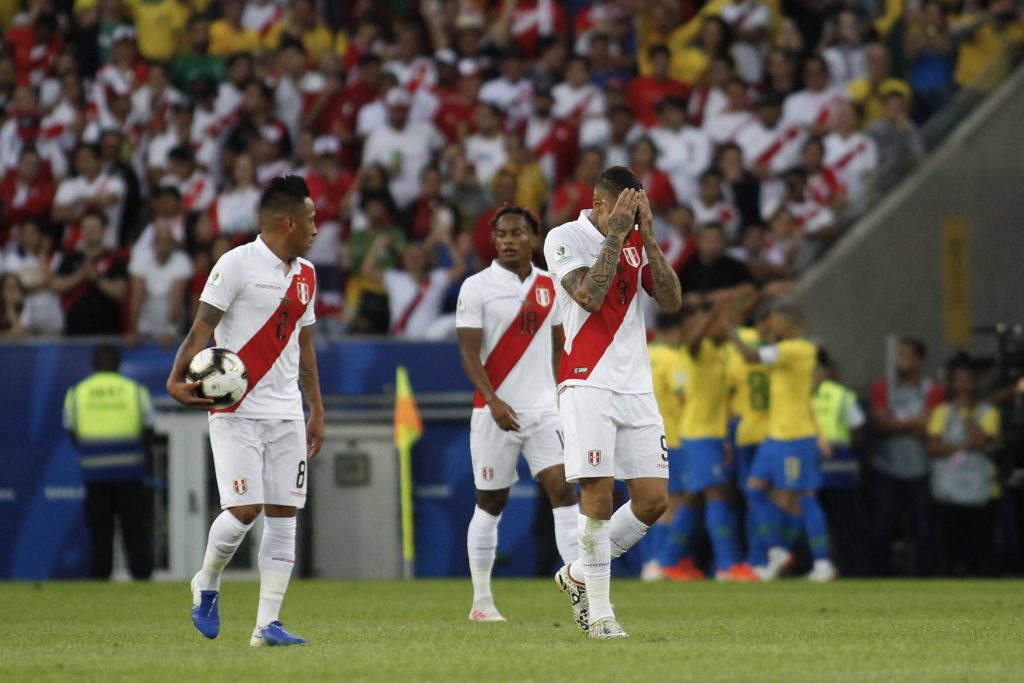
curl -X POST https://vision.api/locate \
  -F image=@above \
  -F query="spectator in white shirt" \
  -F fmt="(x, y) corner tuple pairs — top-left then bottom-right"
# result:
(824, 101), (879, 203)
(126, 224), (193, 347)
(1, 220), (63, 334)
(823, 10), (868, 88)
(649, 95), (713, 202)
(552, 55), (606, 125)
(362, 88), (444, 209)
(737, 94), (806, 179)
(480, 48), (534, 128)
(360, 220), (469, 340)
(196, 153), (261, 240)
(692, 168), (742, 242)
(464, 103), (509, 189)
(783, 55), (848, 135)
(703, 76), (756, 145)
(51, 143), (126, 248)
(160, 145), (216, 215)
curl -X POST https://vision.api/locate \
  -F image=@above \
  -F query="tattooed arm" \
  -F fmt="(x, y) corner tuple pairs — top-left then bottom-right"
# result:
(165, 302), (223, 408)
(637, 190), (683, 312)
(560, 189), (641, 313)
(299, 325), (324, 458)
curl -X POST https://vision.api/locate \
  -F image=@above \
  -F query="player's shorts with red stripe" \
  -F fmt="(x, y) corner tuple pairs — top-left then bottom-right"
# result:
(559, 386), (669, 482)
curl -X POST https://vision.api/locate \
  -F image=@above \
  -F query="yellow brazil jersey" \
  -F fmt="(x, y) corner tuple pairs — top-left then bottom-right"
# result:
(764, 338), (818, 441)
(679, 338), (730, 440)
(728, 327), (770, 446)
(649, 342), (686, 447)
(263, 22), (335, 63)
(125, 0), (190, 62)
(210, 19), (260, 57)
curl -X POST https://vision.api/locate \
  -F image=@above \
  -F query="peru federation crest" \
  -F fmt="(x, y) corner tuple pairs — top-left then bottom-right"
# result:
(481, 467), (494, 482)
(622, 246), (641, 268)
(587, 450), (602, 467)
(233, 477), (248, 495)
(535, 286), (551, 308)
(297, 281), (311, 305)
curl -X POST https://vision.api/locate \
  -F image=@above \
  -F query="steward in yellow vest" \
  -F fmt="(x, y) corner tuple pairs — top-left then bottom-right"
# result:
(63, 345), (154, 580)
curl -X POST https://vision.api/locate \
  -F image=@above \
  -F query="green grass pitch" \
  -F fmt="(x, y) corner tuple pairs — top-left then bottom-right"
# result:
(3, 579), (1023, 682)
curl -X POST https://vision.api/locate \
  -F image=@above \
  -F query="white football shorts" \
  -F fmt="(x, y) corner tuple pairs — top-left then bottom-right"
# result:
(559, 386), (669, 482)
(469, 409), (564, 490)
(208, 416), (308, 509)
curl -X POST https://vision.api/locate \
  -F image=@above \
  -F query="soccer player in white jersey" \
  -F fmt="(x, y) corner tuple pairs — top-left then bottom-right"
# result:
(543, 167), (683, 638)
(456, 206), (579, 622)
(166, 176), (323, 647)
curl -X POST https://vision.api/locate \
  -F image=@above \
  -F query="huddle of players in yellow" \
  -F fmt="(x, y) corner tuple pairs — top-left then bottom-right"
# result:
(646, 298), (839, 582)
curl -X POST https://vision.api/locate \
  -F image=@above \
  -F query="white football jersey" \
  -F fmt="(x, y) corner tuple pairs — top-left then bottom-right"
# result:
(456, 261), (562, 412)
(824, 131), (878, 201)
(782, 88), (846, 128)
(736, 121), (806, 174)
(199, 236), (316, 421)
(544, 211), (654, 395)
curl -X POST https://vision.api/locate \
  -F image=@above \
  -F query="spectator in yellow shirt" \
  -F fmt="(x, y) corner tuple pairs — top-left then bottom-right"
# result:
(848, 42), (912, 123)
(209, 0), (259, 57)
(262, 0), (333, 64)
(953, 0), (1024, 89)
(124, 0), (189, 62)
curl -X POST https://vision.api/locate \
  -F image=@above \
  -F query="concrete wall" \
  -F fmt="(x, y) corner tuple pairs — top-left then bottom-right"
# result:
(795, 65), (1024, 388)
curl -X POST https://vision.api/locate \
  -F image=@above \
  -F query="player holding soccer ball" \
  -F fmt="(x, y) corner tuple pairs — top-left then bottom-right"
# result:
(456, 206), (579, 623)
(543, 168), (683, 638)
(166, 176), (323, 646)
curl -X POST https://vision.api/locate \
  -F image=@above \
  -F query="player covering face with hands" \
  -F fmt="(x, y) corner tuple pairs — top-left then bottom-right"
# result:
(166, 176), (323, 647)
(544, 168), (683, 638)
(456, 206), (580, 622)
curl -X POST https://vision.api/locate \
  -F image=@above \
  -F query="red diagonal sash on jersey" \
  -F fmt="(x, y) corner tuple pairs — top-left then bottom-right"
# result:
(828, 140), (867, 171)
(755, 126), (800, 167)
(559, 231), (644, 383)
(473, 274), (557, 408)
(390, 276), (431, 335)
(213, 263), (316, 414)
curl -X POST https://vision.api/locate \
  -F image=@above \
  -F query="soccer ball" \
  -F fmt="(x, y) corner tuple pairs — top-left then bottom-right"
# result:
(186, 347), (249, 409)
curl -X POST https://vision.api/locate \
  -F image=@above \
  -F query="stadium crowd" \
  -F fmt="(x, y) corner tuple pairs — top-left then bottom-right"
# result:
(0, 0), (1021, 579)
(0, 0), (1021, 341)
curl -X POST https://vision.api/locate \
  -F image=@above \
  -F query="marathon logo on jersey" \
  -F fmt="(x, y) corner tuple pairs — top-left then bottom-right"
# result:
(233, 477), (247, 495)
(481, 467), (494, 482)
(622, 246), (641, 268)
(535, 286), (551, 308)
(587, 450), (602, 466)
(572, 367), (589, 375)
(297, 281), (311, 305)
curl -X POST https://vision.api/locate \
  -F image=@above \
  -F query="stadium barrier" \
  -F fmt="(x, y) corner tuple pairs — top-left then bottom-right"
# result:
(0, 340), (553, 580)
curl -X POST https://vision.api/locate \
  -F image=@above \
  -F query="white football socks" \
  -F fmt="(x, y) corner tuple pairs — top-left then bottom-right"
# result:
(609, 503), (650, 559)
(256, 516), (297, 628)
(196, 510), (253, 591)
(552, 504), (580, 565)
(467, 506), (501, 605)
(578, 515), (613, 623)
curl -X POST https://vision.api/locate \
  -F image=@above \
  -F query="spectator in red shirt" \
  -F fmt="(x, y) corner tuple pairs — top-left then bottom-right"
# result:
(5, 12), (62, 87)
(545, 146), (602, 229)
(404, 166), (459, 242)
(521, 85), (578, 188)
(0, 149), (55, 242)
(629, 136), (676, 216)
(434, 58), (484, 143)
(333, 53), (383, 162)
(626, 44), (691, 129)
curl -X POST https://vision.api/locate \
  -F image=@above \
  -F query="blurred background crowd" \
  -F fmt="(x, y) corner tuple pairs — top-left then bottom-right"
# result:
(0, 0), (1020, 342)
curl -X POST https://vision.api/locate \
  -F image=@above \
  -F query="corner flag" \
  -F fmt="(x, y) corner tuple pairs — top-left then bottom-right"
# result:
(394, 366), (422, 579)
